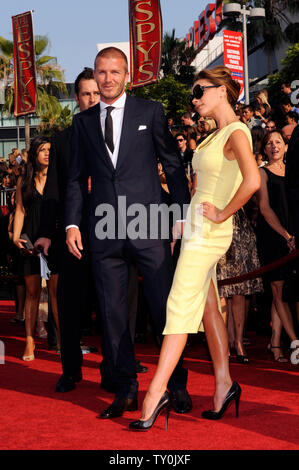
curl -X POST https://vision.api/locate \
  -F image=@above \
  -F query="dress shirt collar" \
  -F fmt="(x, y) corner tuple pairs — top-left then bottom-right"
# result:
(100, 92), (127, 112)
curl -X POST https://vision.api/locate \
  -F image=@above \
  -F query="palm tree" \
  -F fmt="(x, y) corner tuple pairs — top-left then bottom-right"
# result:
(161, 29), (198, 86)
(0, 34), (67, 116)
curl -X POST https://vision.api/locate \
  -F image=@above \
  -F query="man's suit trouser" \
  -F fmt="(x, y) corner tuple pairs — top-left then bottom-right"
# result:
(57, 244), (91, 377)
(100, 262), (138, 384)
(92, 241), (188, 398)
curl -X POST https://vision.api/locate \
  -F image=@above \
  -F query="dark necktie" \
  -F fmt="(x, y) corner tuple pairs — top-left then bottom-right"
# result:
(105, 106), (114, 153)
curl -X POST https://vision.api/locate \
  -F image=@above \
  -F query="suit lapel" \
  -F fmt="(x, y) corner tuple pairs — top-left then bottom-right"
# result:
(84, 104), (115, 172)
(116, 95), (141, 170)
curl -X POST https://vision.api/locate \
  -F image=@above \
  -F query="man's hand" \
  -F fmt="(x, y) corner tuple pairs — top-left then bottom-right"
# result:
(66, 227), (83, 259)
(34, 237), (51, 256)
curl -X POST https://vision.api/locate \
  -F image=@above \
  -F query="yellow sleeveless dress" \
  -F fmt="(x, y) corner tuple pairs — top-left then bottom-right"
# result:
(164, 121), (252, 334)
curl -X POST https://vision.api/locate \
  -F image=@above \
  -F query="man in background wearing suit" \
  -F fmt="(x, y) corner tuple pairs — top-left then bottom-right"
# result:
(65, 47), (192, 419)
(35, 68), (100, 391)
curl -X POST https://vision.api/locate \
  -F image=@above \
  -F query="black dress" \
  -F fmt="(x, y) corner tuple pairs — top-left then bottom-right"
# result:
(19, 188), (58, 276)
(256, 167), (291, 282)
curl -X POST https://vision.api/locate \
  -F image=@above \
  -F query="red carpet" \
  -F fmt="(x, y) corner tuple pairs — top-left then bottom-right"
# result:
(0, 300), (298, 451)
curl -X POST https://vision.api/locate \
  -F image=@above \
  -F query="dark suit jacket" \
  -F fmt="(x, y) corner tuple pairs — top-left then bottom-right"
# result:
(39, 126), (89, 244)
(65, 94), (190, 252)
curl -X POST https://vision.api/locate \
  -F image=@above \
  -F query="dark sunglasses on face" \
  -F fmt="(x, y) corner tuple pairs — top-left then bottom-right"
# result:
(189, 84), (220, 101)
(176, 138), (184, 142)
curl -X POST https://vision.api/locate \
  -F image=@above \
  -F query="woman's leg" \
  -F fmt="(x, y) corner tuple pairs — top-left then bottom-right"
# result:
(202, 281), (232, 412)
(23, 275), (41, 358)
(140, 333), (188, 420)
(271, 281), (298, 343)
(231, 295), (247, 356)
(226, 298), (235, 349)
(48, 274), (60, 350)
(269, 301), (287, 361)
(15, 283), (25, 320)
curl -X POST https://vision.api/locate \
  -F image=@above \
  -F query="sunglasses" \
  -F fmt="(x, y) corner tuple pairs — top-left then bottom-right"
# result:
(176, 138), (184, 142)
(188, 84), (220, 106)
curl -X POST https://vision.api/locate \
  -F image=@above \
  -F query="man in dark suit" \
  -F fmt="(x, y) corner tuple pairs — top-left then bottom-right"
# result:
(65, 47), (192, 419)
(35, 68), (101, 390)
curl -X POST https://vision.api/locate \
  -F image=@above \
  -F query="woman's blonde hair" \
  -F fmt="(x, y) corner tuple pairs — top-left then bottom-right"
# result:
(194, 66), (240, 107)
(204, 117), (217, 131)
(256, 91), (271, 108)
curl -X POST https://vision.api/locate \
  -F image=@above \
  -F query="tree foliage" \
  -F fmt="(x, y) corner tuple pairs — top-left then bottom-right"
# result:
(129, 74), (191, 120)
(36, 104), (73, 136)
(267, 43), (299, 102)
(160, 29), (198, 87)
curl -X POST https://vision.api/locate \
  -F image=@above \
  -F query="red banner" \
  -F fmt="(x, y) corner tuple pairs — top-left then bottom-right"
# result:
(223, 30), (244, 102)
(129, 0), (163, 88)
(12, 11), (37, 117)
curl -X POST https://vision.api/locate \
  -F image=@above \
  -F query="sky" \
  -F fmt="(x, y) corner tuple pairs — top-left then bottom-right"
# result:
(0, 0), (206, 82)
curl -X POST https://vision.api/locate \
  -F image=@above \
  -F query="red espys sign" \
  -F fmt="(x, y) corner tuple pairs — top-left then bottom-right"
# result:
(186, 0), (223, 52)
(223, 30), (244, 102)
(12, 11), (37, 117)
(129, 0), (163, 88)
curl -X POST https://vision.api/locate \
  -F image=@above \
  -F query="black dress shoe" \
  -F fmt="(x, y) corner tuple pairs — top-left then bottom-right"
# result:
(135, 360), (148, 374)
(170, 389), (192, 414)
(55, 371), (82, 393)
(98, 396), (138, 419)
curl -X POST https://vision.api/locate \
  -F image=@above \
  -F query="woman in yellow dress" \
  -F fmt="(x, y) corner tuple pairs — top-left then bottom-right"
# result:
(129, 66), (261, 430)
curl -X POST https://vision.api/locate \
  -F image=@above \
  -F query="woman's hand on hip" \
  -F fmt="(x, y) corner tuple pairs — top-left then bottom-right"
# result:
(199, 202), (224, 223)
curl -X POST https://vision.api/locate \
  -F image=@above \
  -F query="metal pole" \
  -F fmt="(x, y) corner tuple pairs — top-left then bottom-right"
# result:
(25, 115), (30, 150)
(17, 117), (20, 149)
(242, 6), (250, 105)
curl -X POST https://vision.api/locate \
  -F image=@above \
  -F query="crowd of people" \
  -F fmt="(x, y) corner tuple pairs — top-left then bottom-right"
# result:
(0, 53), (298, 427)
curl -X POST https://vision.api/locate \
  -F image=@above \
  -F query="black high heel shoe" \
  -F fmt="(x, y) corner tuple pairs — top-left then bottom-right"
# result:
(201, 381), (242, 420)
(129, 391), (170, 431)
(236, 354), (249, 364)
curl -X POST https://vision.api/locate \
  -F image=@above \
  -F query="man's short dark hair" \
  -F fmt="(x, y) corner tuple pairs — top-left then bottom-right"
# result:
(286, 111), (299, 122)
(74, 67), (94, 96)
(94, 47), (128, 71)
(243, 105), (253, 112)
(281, 96), (292, 106)
(175, 133), (187, 141)
(181, 112), (192, 119)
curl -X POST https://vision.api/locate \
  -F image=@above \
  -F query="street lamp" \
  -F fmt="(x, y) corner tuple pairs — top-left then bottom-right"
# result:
(223, 3), (265, 104)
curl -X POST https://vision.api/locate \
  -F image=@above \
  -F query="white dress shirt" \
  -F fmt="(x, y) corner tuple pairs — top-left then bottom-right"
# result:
(100, 92), (127, 168)
(66, 93), (127, 231)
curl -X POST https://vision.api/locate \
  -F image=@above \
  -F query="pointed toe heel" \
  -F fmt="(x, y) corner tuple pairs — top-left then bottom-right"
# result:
(129, 391), (170, 431)
(201, 381), (242, 420)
